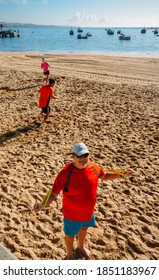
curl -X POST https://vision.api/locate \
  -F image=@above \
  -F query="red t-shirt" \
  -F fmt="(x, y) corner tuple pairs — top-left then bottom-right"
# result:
(39, 85), (54, 108)
(52, 162), (105, 222)
(41, 61), (49, 73)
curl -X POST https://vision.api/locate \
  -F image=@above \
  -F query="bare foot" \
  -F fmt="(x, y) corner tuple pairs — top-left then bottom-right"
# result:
(77, 247), (92, 259)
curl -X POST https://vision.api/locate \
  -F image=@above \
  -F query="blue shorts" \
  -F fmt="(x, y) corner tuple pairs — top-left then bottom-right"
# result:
(64, 214), (96, 236)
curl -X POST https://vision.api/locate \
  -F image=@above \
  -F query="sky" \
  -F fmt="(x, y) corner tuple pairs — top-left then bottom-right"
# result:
(0, 0), (159, 27)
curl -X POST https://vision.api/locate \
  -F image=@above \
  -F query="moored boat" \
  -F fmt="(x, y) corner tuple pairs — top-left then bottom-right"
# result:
(119, 34), (131, 40)
(69, 30), (74, 35)
(77, 27), (83, 33)
(107, 29), (114, 35)
(86, 32), (92, 37)
(141, 28), (146, 33)
(77, 34), (87, 39)
(153, 29), (158, 34)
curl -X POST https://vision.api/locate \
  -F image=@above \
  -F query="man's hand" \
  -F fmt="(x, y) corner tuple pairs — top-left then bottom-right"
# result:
(33, 201), (40, 213)
(121, 170), (133, 177)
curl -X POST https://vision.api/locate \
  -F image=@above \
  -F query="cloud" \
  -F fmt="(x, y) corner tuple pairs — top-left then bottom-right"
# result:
(97, 17), (108, 23)
(69, 11), (109, 25)
(70, 11), (82, 22)
(0, 0), (28, 4)
(69, 11), (159, 27)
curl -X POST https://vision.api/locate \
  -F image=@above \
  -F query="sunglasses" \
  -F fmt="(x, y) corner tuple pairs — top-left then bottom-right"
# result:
(75, 153), (89, 158)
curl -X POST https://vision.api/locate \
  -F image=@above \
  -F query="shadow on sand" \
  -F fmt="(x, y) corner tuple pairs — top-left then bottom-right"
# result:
(0, 84), (39, 92)
(0, 121), (41, 144)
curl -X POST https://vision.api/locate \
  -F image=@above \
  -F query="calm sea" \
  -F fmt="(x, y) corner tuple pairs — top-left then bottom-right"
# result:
(0, 26), (159, 56)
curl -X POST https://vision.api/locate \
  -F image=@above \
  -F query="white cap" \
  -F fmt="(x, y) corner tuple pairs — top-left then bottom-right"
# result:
(72, 142), (89, 156)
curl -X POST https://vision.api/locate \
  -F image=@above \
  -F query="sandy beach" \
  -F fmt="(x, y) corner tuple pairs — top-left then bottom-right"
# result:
(0, 53), (159, 260)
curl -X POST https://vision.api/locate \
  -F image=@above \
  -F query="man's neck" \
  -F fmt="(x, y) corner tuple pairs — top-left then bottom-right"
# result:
(72, 162), (88, 170)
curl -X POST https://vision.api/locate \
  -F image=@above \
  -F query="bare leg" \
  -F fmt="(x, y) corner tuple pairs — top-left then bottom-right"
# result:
(42, 112), (49, 123)
(38, 110), (43, 121)
(46, 74), (49, 84)
(43, 75), (46, 83)
(64, 235), (74, 260)
(77, 227), (92, 258)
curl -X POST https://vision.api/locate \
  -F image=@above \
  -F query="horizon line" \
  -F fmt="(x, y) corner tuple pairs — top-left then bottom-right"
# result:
(0, 22), (159, 29)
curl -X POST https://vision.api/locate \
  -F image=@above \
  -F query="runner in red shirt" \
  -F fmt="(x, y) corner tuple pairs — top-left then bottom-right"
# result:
(38, 78), (57, 123)
(33, 142), (132, 260)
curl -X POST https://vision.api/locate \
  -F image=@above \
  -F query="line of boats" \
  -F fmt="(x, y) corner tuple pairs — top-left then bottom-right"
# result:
(106, 29), (131, 40)
(70, 27), (159, 40)
(70, 28), (92, 39)
(105, 27), (159, 40)
(141, 27), (158, 35)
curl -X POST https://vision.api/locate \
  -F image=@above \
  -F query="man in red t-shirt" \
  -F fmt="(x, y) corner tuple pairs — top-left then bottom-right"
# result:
(38, 78), (57, 123)
(33, 142), (132, 259)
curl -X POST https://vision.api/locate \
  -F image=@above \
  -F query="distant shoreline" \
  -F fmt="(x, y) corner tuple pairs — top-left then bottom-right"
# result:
(0, 22), (159, 29)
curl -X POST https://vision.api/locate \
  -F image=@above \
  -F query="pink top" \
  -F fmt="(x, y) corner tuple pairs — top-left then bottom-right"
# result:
(41, 61), (49, 73)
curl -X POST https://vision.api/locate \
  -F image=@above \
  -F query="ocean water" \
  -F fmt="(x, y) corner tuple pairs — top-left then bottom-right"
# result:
(0, 26), (159, 56)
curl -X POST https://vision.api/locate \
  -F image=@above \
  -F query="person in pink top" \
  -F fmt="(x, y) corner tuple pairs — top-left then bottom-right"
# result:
(41, 58), (50, 84)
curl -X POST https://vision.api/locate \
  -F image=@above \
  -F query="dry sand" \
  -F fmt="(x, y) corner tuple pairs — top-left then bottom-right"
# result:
(0, 53), (159, 260)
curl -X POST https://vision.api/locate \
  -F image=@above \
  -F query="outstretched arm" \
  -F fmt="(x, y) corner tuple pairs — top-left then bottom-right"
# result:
(100, 170), (132, 181)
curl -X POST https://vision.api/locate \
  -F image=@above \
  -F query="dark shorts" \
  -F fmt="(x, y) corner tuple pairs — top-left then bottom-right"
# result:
(44, 70), (50, 75)
(42, 106), (50, 114)
(64, 213), (96, 236)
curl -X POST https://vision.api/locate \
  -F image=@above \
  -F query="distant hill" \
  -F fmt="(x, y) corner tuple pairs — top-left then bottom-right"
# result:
(0, 22), (62, 28)
(1, 22), (159, 29)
